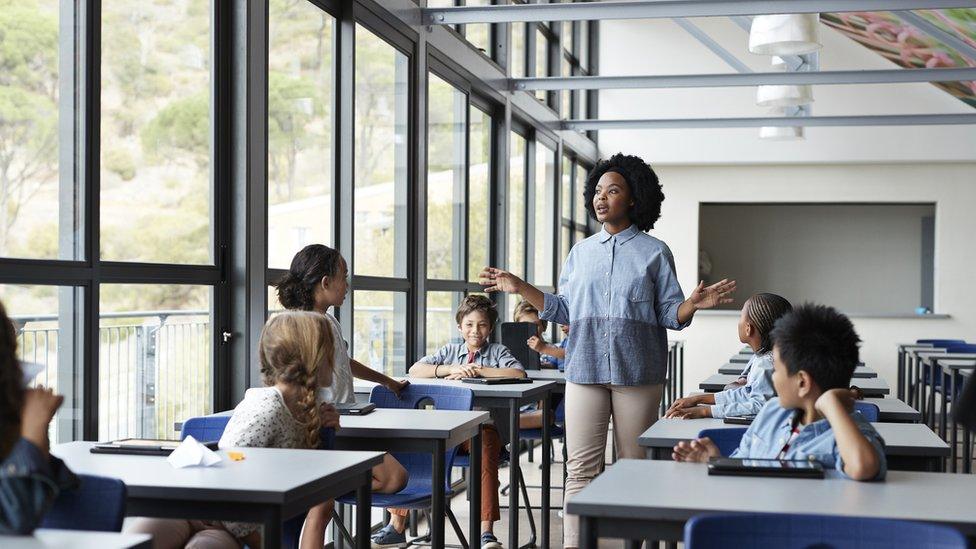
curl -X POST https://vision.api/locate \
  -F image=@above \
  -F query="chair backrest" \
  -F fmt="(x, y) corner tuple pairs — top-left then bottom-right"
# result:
(370, 384), (474, 492)
(684, 512), (967, 549)
(181, 410), (335, 449)
(554, 396), (566, 424)
(696, 428), (747, 458)
(945, 344), (976, 354)
(41, 474), (126, 532)
(917, 339), (966, 347)
(854, 401), (880, 422)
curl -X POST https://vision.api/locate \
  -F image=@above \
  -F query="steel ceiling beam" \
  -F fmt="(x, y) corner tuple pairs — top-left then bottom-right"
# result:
(511, 67), (976, 90)
(561, 113), (976, 130)
(672, 18), (752, 73)
(424, 1), (976, 25)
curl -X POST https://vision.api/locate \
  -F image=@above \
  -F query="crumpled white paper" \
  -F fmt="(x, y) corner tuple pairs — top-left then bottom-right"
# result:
(167, 435), (223, 468)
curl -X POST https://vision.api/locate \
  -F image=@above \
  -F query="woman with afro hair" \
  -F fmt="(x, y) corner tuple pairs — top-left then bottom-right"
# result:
(480, 153), (735, 548)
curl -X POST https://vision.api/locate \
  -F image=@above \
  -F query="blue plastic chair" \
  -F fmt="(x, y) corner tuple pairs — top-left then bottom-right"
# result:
(854, 401), (880, 422)
(180, 411), (336, 549)
(335, 384), (474, 548)
(916, 339), (966, 346)
(40, 474), (126, 532)
(697, 428), (748, 457)
(684, 512), (967, 549)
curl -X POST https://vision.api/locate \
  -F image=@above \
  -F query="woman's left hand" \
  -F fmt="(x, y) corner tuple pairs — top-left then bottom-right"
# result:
(689, 278), (737, 310)
(386, 378), (410, 397)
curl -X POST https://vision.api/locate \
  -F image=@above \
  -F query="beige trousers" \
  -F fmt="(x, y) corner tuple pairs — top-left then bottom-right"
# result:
(562, 382), (663, 548)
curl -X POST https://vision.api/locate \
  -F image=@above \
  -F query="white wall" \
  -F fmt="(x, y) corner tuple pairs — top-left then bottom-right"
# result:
(698, 203), (935, 315)
(649, 164), (976, 392)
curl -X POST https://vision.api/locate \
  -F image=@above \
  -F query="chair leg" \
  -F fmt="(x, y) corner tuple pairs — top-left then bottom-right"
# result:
(517, 467), (537, 549)
(528, 440), (535, 463)
(332, 509), (356, 549)
(445, 508), (469, 549)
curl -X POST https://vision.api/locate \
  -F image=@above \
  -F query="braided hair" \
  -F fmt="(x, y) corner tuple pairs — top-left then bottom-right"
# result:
(274, 244), (344, 311)
(745, 293), (793, 355)
(258, 311), (335, 449)
(0, 300), (23, 458)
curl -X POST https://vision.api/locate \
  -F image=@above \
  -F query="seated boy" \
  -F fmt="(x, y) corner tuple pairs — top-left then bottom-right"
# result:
(672, 303), (887, 481)
(371, 295), (522, 549)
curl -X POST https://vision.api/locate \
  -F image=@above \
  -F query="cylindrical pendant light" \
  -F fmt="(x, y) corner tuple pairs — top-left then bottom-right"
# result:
(756, 84), (814, 107)
(749, 14), (822, 56)
(759, 125), (804, 140)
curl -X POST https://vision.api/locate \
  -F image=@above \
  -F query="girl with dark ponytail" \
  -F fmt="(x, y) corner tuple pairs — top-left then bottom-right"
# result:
(665, 293), (793, 419)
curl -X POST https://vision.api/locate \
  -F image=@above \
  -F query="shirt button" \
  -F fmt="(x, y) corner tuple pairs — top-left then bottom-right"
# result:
(604, 353), (609, 357)
(603, 291), (608, 296)
(605, 314), (610, 319)
(604, 333), (608, 337)
(605, 272), (609, 276)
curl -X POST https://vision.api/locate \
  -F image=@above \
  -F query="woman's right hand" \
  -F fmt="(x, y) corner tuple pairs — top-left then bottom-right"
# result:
(479, 267), (523, 294)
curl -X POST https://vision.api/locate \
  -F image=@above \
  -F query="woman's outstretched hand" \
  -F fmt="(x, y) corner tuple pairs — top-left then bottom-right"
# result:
(479, 267), (524, 294)
(689, 278), (737, 310)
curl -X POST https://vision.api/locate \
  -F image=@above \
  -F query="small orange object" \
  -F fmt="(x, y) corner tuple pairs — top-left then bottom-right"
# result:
(227, 451), (245, 462)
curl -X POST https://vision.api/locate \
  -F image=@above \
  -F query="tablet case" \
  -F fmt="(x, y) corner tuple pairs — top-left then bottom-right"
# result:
(707, 457), (824, 479)
(500, 322), (541, 371)
(461, 377), (534, 385)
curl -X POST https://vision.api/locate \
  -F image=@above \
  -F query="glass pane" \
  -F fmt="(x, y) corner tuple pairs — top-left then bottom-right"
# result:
(561, 225), (571, 263)
(426, 291), (463, 356)
(354, 25), (409, 278)
(267, 0), (334, 269)
(100, 1), (213, 264)
(560, 56), (571, 119)
(465, 0), (490, 54)
(508, 133), (526, 278)
(427, 74), (466, 280)
(561, 157), (572, 219)
(468, 106), (491, 283)
(580, 20), (589, 71)
(99, 284), (213, 441)
(0, 1), (81, 261)
(1, 284), (83, 444)
(511, 23), (525, 77)
(574, 162), (588, 226)
(533, 144), (555, 286)
(352, 290), (406, 377)
(535, 28), (547, 101)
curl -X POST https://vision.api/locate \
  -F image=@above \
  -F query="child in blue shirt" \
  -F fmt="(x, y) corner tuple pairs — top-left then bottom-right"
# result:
(673, 303), (887, 481)
(665, 293), (792, 419)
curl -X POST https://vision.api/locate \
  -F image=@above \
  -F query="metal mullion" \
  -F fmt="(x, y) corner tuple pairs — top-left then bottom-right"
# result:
(411, 23), (427, 373)
(337, 0), (355, 346)
(563, 113), (976, 131)
(352, 276), (412, 292)
(0, 260), (92, 284)
(426, 279), (475, 293)
(524, 137), (536, 285)
(83, 0), (102, 442)
(462, 90), (472, 283)
(98, 263), (221, 284)
(306, 0), (343, 18)
(547, 16), (560, 112)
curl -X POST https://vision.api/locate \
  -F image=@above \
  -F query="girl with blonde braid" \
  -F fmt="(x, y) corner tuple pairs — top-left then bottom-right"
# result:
(129, 311), (341, 549)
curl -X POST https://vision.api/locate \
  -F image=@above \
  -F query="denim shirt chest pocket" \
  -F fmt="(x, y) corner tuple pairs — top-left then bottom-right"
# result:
(621, 276), (657, 324)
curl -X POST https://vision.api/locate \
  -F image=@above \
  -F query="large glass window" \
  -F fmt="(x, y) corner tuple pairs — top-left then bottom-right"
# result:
(533, 143), (556, 286)
(267, 0), (335, 269)
(98, 284), (213, 441)
(508, 133), (526, 278)
(468, 106), (491, 283)
(427, 75), (466, 280)
(352, 290), (406, 377)
(354, 25), (409, 278)
(426, 291), (463, 355)
(1, 284), (83, 444)
(0, 0), (77, 261)
(100, 1), (213, 264)
(511, 23), (526, 77)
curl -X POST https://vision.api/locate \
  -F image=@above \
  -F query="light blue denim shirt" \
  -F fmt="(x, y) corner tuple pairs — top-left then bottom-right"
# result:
(711, 352), (776, 418)
(731, 397), (887, 480)
(541, 224), (690, 385)
(420, 342), (524, 370)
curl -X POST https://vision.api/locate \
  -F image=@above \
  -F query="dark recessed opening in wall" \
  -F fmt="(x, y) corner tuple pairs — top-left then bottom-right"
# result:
(698, 203), (936, 316)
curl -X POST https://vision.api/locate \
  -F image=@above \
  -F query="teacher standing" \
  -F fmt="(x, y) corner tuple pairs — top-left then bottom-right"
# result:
(480, 153), (735, 548)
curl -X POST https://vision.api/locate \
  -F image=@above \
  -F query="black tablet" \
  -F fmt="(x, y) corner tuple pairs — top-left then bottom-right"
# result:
(90, 438), (218, 456)
(461, 377), (534, 385)
(500, 322), (541, 371)
(723, 415), (757, 425)
(336, 402), (376, 415)
(707, 457), (824, 479)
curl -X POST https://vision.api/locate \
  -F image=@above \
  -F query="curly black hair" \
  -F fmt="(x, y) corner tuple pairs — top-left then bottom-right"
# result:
(770, 303), (861, 392)
(0, 300), (23, 458)
(274, 244), (344, 311)
(584, 153), (665, 232)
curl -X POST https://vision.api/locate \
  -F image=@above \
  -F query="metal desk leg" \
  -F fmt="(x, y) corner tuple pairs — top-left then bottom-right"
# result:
(927, 360), (938, 429)
(897, 349), (905, 401)
(951, 373), (959, 473)
(579, 516), (597, 549)
(263, 506), (283, 549)
(469, 426), (482, 549)
(509, 400), (520, 549)
(432, 440), (446, 549)
(940, 365), (949, 441)
(542, 393), (551, 549)
(356, 471), (373, 549)
(964, 420), (973, 475)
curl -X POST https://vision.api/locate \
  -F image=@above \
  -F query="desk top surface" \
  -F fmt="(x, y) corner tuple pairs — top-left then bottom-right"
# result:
(638, 418), (947, 456)
(0, 530), (152, 549)
(53, 442), (383, 503)
(354, 378), (556, 399)
(717, 364), (876, 378)
(335, 408), (488, 439)
(565, 459), (976, 533)
(525, 369), (566, 383)
(700, 374), (889, 394)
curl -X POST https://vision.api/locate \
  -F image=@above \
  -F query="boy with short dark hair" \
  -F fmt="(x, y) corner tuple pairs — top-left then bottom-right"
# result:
(673, 303), (887, 481)
(372, 295), (522, 549)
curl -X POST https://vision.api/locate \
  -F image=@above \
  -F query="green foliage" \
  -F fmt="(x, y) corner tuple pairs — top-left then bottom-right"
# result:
(140, 92), (210, 164)
(103, 148), (137, 181)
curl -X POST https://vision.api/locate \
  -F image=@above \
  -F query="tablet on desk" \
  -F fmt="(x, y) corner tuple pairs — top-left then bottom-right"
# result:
(461, 377), (534, 385)
(336, 402), (376, 415)
(707, 457), (824, 479)
(90, 438), (218, 456)
(723, 415), (757, 425)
